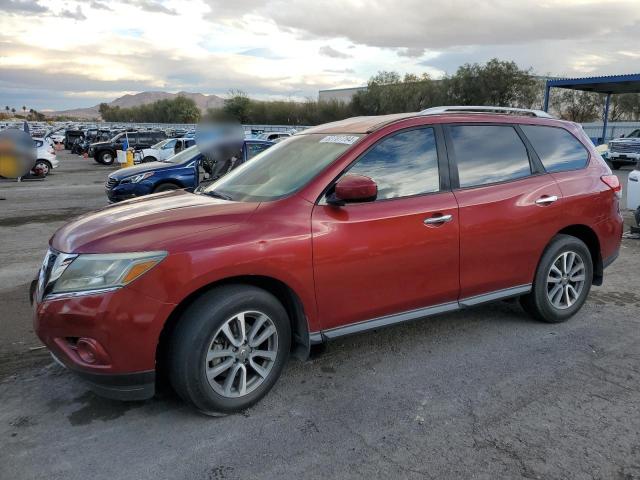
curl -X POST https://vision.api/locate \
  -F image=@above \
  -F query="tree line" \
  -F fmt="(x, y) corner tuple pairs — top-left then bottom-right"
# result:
(98, 95), (201, 123)
(92, 58), (640, 125)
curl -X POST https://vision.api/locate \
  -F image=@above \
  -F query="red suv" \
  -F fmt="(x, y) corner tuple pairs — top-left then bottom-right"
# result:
(32, 107), (623, 414)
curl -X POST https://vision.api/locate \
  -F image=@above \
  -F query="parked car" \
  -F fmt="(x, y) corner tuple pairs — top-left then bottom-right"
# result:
(138, 137), (196, 163)
(32, 107), (622, 413)
(32, 137), (59, 176)
(63, 129), (84, 150)
(607, 128), (640, 169)
(88, 130), (168, 165)
(257, 132), (292, 142)
(105, 139), (274, 202)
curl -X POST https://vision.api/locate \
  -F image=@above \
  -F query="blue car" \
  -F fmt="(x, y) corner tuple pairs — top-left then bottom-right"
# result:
(105, 139), (274, 203)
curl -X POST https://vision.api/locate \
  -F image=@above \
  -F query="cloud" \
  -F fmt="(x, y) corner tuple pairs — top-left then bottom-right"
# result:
(319, 46), (351, 59)
(122, 0), (177, 15)
(58, 5), (86, 20)
(89, 0), (112, 11)
(202, 1), (640, 52)
(0, 0), (47, 14)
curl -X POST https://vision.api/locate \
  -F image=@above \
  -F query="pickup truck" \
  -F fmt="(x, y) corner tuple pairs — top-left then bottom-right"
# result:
(607, 128), (640, 169)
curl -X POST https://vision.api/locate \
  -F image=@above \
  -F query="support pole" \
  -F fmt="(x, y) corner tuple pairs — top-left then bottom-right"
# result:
(543, 83), (551, 112)
(602, 92), (612, 145)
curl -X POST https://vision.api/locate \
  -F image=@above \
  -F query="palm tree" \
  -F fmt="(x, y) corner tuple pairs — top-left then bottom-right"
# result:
(22, 105), (26, 114)
(4, 106), (8, 113)
(11, 108), (15, 114)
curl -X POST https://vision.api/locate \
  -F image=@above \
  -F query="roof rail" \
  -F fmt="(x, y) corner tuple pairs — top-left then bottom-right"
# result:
(420, 106), (554, 119)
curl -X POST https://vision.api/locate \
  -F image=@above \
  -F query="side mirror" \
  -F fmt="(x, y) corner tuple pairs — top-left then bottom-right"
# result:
(327, 174), (377, 206)
(620, 134), (625, 138)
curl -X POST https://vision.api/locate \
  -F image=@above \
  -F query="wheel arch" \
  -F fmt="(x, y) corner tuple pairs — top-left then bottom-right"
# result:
(156, 275), (311, 378)
(152, 180), (184, 192)
(555, 224), (603, 286)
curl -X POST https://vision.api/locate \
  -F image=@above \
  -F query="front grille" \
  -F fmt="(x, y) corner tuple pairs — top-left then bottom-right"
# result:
(105, 177), (119, 189)
(610, 142), (640, 154)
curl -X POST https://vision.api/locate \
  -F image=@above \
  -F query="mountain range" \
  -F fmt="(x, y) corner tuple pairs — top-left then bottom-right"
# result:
(46, 91), (225, 119)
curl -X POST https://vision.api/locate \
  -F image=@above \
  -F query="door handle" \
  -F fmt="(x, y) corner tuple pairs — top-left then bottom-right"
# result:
(535, 195), (558, 205)
(424, 214), (453, 225)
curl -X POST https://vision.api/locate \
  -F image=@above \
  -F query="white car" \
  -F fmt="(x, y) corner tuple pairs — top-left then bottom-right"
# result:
(138, 137), (196, 163)
(32, 137), (59, 176)
(256, 132), (292, 142)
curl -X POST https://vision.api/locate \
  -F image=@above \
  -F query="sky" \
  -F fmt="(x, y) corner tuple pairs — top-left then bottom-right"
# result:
(1, 0), (640, 111)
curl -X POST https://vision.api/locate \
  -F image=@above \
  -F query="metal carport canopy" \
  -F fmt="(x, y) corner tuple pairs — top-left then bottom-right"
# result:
(542, 73), (640, 144)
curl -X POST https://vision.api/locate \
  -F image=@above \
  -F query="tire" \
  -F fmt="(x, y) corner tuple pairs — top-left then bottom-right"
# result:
(98, 150), (115, 165)
(142, 156), (156, 163)
(520, 234), (593, 323)
(33, 160), (51, 177)
(168, 285), (291, 414)
(610, 161), (622, 170)
(153, 183), (180, 193)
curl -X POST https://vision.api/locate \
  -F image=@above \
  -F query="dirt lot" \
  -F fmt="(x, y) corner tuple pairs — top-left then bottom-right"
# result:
(1, 153), (639, 479)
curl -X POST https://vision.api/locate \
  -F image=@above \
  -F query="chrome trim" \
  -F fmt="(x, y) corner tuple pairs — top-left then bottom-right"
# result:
(43, 287), (121, 301)
(420, 106), (554, 119)
(320, 302), (459, 340)
(458, 284), (531, 307)
(535, 195), (558, 205)
(309, 284), (532, 341)
(424, 214), (453, 225)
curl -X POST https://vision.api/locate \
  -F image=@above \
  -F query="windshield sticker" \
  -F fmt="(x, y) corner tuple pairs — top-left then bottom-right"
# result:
(319, 135), (359, 145)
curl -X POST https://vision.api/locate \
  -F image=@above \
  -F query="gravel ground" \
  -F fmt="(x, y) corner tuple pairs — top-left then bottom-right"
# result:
(1, 153), (639, 479)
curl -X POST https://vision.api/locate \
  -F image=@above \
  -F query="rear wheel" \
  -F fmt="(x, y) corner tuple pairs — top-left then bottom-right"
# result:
(168, 285), (291, 414)
(142, 156), (156, 163)
(520, 234), (593, 323)
(610, 161), (622, 170)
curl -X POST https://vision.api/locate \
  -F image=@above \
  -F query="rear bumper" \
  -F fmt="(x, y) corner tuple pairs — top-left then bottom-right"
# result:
(52, 353), (155, 400)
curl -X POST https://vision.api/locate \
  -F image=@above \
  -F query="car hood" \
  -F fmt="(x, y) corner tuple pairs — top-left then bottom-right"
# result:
(90, 141), (111, 148)
(109, 161), (182, 180)
(50, 190), (259, 254)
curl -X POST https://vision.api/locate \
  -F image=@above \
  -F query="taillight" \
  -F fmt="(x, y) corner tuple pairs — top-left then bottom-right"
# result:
(601, 175), (622, 199)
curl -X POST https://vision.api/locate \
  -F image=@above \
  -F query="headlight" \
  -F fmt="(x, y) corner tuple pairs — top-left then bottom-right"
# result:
(121, 172), (154, 184)
(44, 251), (166, 297)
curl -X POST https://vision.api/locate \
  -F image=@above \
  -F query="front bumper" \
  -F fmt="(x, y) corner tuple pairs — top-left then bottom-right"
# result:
(51, 352), (155, 401)
(33, 282), (176, 401)
(106, 183), (152, 202)
(609, 151), (640, 163)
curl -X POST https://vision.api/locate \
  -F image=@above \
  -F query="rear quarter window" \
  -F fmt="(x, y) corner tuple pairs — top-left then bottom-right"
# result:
(521, 125), (589, 173)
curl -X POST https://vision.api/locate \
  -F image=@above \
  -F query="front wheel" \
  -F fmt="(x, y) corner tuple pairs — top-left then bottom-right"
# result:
(610, 161), (622, 170)
(99, 150), (115, 165)
(142, 156), (156, 163)
(520, 234), (593, 323)
(33, 160), (51, 177)
(168, 285), (291, 414)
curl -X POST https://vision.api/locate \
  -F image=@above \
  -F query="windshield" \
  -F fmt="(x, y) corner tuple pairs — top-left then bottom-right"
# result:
(163, 144), (200, 163)
(203, 133), (361, 202)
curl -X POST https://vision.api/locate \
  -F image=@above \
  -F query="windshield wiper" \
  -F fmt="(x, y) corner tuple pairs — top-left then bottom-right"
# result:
(202, 190), (233, 201)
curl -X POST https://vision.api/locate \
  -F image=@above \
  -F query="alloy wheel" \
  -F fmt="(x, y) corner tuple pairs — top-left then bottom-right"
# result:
(546, 250), (586, 309)
(205, 311), (278, 398)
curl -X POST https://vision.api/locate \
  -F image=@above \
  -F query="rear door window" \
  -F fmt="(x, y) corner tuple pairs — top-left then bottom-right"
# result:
(448, 125), (532, 188)
(346, 127), (440, 200)
(521, 125), (589, 172)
